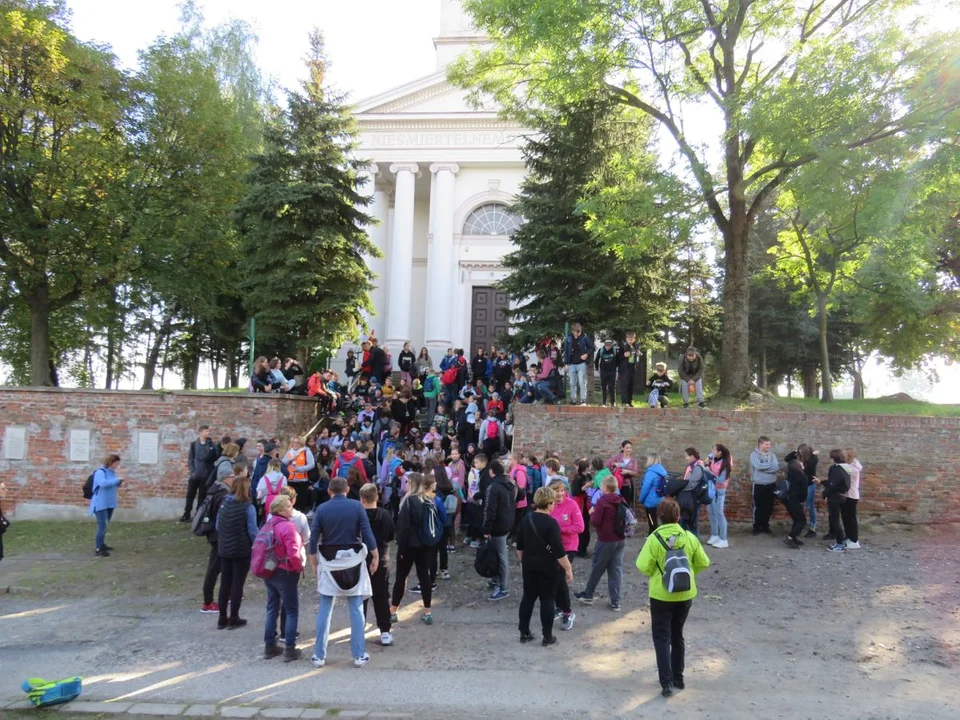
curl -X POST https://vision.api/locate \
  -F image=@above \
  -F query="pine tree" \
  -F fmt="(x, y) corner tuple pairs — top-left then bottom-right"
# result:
(499, 98), (674, 350)
(235, 31), (377, 364)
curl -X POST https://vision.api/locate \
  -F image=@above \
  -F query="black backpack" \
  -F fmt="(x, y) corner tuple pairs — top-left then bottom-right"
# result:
(192, 494), (217, 537)
(774, 477), (790, 502)
(474, 540), (500, 578)
(82, 473), (97, 500)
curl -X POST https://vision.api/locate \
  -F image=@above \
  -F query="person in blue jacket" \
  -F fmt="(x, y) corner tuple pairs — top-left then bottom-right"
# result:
(90, 454), (122, 557)
(639, 453), (668, 534)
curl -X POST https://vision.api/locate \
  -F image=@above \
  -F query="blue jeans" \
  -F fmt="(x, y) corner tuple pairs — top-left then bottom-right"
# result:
(264, 569), (300, 646)
(94, 508), (114, 550)
(582, 540), (624, 605)
(806, 484), (817, 531)
(568, 363), (587, 403)
(707, 490), (727, 541)
(314, 594), (366, 661)
(534, 381), (556, 404)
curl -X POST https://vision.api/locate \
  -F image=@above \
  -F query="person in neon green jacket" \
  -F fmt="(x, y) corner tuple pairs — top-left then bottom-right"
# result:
(635, 497), (711, 698)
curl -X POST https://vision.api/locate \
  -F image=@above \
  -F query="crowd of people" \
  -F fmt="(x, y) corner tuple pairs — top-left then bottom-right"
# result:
(73, 325), (864, 699)
(247, 329), (710, 411)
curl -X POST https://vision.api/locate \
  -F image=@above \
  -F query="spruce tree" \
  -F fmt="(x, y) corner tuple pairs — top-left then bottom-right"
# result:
(236, 31), (376, 363)
(499, 98), (674, 350)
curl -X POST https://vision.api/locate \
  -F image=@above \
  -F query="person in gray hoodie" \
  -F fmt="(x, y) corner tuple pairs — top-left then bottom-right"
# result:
(750, 436), (779, 535)
(213, 443), (241, 489)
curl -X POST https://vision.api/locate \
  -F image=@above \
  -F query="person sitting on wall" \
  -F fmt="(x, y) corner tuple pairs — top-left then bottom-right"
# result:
(647, 363), (673, 408)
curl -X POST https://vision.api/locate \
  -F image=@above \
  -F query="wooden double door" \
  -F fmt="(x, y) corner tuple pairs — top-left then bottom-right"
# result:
(470, 286), (509, 356)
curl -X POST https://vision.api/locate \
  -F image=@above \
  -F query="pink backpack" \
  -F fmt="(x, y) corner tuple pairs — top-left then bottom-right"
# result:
(263, 475), (285, 512)
(251, 517), (287, 579)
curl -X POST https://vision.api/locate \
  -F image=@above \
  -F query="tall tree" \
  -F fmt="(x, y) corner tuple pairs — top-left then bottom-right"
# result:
(236, 31), (377, 364)
(452, 0), (960, 395)
(0, 0), (131, 385)
(499, 98), (679, 351)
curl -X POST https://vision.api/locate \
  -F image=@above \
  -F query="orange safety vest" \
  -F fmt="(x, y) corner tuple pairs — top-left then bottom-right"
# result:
(287, 448), (309, 482)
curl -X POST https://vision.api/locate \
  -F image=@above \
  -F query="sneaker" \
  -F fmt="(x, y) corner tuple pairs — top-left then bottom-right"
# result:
(470, 541), (480, 549)
(101, 544), (114, 552)
(200, 602), (220, 614)
(421, 614), (434, 625)
(784, 537), (801, 549)
(574, 592), (594, 605)
(827, 543), (846, 553)
(713, 540), (729, 548)
(95, 548), (110, 557)
(488, 589), (510, 601)
(805, 529), (817, 539)
(411, 584), (422, 594)
(706, 535), (719, 546)
(463, 537), (471, 546)
(674, 678), (685, 690)
(227, 618), (247, 629)
(353, 653), (371, 668)
(845, 540), (861, 549)
(542, 635), (558, 646)
(698, 401), (705, 409)
(609, 602), (621, 612)
(520, 632), (535, 643)
(380, 632), (393, 646)
(448, 546), (457, 554)
(553, 609), (562, 621)
(662, 685), (674, 698)
(761, 527), (773, 535)
(439, 570), (451, 580)
(561, 612), (576, 631)
(310, 655), (325, 668)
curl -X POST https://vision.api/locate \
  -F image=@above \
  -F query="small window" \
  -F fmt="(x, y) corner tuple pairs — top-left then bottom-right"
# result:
(462, 203), (521, 236)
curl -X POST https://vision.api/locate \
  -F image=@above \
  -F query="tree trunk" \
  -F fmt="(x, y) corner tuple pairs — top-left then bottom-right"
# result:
(225, 339), (238, 389)
(817, 294), (834, 403)
(27, 285), (55, 386)
(852, 354), (865, 400)
(105, 297), (117, 390)
(759, 345), (768, 390)
(801, 364), (818, 398)
(142, 313), (174, 390)
(211, 354), (220, 389)
(719, 224), (752, 396)
(787, 373), (793, 398)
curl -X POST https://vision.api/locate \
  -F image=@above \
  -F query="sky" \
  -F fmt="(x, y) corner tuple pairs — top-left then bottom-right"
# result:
(60, 0), (960, 400)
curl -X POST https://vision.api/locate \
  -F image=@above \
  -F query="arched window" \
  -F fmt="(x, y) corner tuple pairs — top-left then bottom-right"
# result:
(462, 203), (521, 236)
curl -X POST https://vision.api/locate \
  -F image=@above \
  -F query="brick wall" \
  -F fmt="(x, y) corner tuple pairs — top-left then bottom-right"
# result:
(0, 388), (318, 520)
(513, 404), (960, 524)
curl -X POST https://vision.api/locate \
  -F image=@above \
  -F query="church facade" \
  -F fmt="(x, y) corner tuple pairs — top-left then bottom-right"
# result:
(345, 0), (526, 364)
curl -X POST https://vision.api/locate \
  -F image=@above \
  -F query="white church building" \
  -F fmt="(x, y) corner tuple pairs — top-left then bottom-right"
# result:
(347, 0), (526, 362)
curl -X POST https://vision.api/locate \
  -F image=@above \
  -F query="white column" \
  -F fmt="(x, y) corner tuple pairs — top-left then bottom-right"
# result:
(357, 164), (387, 338)
(425, 163), (459, 352)
(385, 163), (419, 348)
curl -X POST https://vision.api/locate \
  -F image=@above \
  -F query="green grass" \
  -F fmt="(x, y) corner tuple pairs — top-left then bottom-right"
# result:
(718, 396), (960, 417)
(0, 520), (240, 600)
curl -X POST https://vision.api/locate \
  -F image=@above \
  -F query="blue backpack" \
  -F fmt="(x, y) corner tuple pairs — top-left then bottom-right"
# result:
(526, 465), (543, 493)
(424, 375), (438, 393)
(697, 466), (717, 505)
(419, 497), (444, 546)
(337, 457), (359, 479)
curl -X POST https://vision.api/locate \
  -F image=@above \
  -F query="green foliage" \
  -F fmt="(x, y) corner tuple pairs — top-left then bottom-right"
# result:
(235, 31), (377, 364)
(497, 97), (677, 350)
(0, 0), (132, 385)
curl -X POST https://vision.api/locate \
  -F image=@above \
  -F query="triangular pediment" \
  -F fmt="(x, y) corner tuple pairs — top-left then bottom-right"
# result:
(354, 72), (492, 116)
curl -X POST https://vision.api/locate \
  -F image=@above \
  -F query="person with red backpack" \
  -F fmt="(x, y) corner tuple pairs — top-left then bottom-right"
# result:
(256, 458), (287, 518)
(479, 411), (504, 458)
(258, 494), (304, 662)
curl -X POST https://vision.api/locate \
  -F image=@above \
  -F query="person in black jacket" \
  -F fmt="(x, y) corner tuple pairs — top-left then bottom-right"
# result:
(492, 349), (513, 391)
(368, 340), (387, 384)
(483, 460), (516, 601)
(390, 473), (437, 624)
(181, 425), (219, 522)
(361, 483), (396, 646)
(786, 444), (820, 539)
(594, 339), (619, 407)
(214, 468), (257, 629)
(398, 342), (416, 387)
(200, 476), (231, 612)
(783, 458), (809, 548)
(471, 348), (487, 385)
(617, 332), (641, 406)
(815, 450), (851, 553)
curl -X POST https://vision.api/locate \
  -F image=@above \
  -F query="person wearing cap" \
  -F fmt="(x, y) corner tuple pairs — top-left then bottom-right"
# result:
(594, 339), (619, 407)
(678, 347), (706, 408)
(647, 363), (673, 408)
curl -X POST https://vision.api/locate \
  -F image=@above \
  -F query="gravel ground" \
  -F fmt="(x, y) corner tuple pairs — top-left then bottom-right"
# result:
(1, 519), (959, 719)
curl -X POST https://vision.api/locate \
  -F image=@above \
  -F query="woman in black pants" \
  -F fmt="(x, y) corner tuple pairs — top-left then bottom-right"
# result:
(783, 458), (809, 548)
(214, 468), (258, 629)
(390, 473), (436, 625)
(516, 486), (574, 646)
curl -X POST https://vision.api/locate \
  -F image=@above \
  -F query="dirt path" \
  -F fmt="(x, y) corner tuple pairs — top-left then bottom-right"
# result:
(1, 521), (959, 719)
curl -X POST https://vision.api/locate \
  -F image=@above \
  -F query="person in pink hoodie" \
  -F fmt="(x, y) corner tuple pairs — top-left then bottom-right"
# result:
(549, 479), (584, 631)
(261, 494), (304, 662)
(507, 453), (528, 537)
